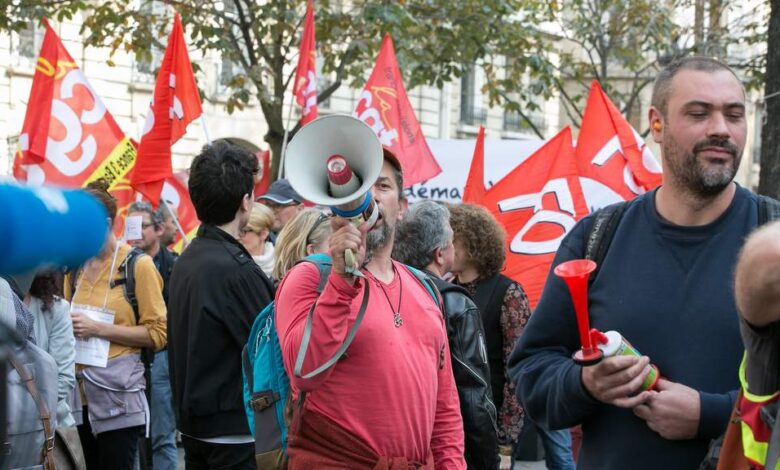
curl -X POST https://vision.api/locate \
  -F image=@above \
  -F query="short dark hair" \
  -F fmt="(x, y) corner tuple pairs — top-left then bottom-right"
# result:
(188, 141), (257, 226)
(651, 56), (743, 118)
(85, 178), (117, 222)
(128, 201), (164, 227)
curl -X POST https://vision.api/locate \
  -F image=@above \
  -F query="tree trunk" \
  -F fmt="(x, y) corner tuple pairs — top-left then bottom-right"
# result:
(758, 0), (780, 199)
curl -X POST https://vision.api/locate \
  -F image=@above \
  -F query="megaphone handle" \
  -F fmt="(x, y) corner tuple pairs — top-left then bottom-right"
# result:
(344, 248), (364, 278)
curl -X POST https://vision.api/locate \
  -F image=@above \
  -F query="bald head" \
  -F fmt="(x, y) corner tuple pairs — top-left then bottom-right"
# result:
(734, 220), (780, 327)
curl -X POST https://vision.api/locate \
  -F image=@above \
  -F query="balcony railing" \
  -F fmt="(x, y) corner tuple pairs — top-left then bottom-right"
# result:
(460, 105), (487, 126)
(503, 111), (544, 133)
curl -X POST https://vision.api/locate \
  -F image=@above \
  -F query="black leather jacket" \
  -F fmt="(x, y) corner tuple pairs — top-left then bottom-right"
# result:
(428, 274), (499, 470)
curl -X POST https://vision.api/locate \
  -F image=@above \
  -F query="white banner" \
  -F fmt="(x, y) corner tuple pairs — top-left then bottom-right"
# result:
(406, 138), (544, 203)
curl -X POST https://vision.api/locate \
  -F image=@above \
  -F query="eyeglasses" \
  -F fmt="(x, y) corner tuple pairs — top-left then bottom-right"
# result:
(239, 228), (256, 236)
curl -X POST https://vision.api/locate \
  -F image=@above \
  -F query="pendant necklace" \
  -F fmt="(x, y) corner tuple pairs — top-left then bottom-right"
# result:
(373, 265), (403, 327)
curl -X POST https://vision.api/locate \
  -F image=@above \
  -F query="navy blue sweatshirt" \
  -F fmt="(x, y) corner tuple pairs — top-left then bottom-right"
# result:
(508, 186), (758, 469)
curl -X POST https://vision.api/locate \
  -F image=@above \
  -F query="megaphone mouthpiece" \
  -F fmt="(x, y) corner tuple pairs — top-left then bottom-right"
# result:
(327, 155), (355, 185)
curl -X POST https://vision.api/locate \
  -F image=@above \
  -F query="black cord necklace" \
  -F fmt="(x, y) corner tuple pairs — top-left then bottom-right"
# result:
(371, 265), (403, 327)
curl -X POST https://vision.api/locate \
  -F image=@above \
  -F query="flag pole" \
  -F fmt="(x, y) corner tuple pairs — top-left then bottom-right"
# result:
(277, 94), (296, 180)
(200, 115), (212, 145)
(165, 202), (189, 243)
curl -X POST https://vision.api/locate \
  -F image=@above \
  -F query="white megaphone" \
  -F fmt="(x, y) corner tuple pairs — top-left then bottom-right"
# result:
(285, 114), (384, 276)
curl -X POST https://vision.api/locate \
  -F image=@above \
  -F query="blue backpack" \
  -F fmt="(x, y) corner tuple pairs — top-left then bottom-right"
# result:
(241, 253), (439, 468)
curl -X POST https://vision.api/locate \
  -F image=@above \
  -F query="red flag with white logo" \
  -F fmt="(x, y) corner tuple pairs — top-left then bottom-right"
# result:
(254, 150), (271, 196)
(354, 34), (441, 187)
(482, 128), (588, 308)
(462, 126), (487, 205)
(293, 0), (317, 125)
(13, 18), (137, 189)
(132, 12), (203, 206)
(575, 81), (662, 208)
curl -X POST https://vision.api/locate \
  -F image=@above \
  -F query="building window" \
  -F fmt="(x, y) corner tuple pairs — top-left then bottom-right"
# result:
(460, 64), (487, 126)
(133, 1), (164, 83)
(11, 21), (44, 67)
(503, 110), (545, 134)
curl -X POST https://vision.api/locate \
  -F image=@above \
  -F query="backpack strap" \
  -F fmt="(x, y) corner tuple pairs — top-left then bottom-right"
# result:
(402, 264), (442, 311)
(757, 194), (780, 226)
(8, 351), (55, 470)
(584, 201), (629, 284)
(111, 248), (144, 323)
(293, 256), (369, 380)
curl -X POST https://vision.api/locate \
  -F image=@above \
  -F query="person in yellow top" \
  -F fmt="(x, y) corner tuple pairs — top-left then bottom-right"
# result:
(65, 179), (167, 470)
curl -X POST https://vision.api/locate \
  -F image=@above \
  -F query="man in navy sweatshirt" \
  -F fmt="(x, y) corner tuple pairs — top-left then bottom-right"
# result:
(509, 56), (771, 469)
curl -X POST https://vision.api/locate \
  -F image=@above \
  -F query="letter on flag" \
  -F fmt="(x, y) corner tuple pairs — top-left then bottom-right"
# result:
(354, 34), (441, 187)
(293, 0), (318, 125)
(462, 126), (487, 204)
(481, 128), (589, 308)
(575, 80), (662, 208)
(132, 13), (202, 206)
(14, 18), (136, 189)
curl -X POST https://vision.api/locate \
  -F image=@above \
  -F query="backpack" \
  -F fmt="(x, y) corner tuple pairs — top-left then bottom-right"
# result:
(241, 253), (440, 469)
(584, 194), (780, 279)
(5, 341), (59, 470)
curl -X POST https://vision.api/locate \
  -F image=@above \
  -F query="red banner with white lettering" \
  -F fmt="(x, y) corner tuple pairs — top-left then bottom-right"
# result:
(132, 12), (203, 206)
(13, 19), (137, 191)
(293, 0), (317, 125)
(575, 81), (662, 207)
(482, 128), (588, 308)
(354, 34), (441, 187)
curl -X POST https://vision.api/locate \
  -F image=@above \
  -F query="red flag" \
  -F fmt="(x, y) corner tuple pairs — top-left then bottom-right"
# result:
(293, 0), (317, 125)
(132, 13), (203, 206)
(14, 18), (136, 188)
(115, 169), (201, 248)
(253, 150), (271, 196)
(482, 128), (588, 308)
(575, 81), (662, 207)
(354, 34), (441, 187)
(163, 171), (200, 251)
(462, 126), (487, 204)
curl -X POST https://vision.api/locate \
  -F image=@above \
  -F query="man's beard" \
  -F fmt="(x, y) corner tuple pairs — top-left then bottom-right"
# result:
(364, 219), (392, 264)
(663, 135), (741, 198)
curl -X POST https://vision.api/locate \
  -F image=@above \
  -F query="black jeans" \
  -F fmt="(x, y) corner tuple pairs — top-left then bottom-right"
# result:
(77, 408), (143, 470)
(181, 435), (254, 470)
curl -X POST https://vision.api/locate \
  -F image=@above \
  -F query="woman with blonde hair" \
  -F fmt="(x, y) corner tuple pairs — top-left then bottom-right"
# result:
(272, 208), (332, 281)
(239, 202), (276, 278)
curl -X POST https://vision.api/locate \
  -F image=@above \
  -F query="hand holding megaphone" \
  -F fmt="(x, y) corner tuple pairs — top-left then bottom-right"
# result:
(285, 114), (384, 277)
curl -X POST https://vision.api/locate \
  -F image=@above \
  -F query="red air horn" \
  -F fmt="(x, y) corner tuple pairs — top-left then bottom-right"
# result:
(554, 259), (603, 365)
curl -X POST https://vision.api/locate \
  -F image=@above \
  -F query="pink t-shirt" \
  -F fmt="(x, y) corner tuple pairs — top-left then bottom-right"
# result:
(275, 260), (466, 468)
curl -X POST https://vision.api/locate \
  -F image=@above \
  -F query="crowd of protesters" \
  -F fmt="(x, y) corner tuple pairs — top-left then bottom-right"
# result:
(2, 55), (780, 470)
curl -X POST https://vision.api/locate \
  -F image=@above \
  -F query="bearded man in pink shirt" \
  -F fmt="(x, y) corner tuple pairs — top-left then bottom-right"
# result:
(275, 150), (466, 469)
